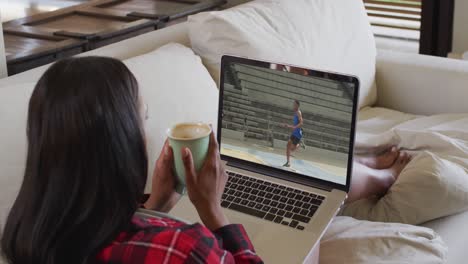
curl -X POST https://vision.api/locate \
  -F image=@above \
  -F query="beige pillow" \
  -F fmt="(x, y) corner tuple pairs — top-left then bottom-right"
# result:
(188, 0), (378, 109)
(320, 216), (447, 264)
(123, 43), (219, 192)
(342, 151), (468, 225)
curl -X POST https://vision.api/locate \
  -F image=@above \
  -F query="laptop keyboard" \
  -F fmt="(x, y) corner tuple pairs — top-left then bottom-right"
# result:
(221, 171), (325, 231)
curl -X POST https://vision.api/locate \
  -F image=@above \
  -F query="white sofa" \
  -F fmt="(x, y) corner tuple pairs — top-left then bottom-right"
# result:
(1, 11), (468, 264)
(0, 13), (7, 78)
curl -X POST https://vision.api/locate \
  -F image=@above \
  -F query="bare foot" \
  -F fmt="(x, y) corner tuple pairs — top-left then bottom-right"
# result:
(356, 146), (399, 170)
(347, 153), (412, 203)
(384, 152), (411, 180)
(374, 152), (411, 195)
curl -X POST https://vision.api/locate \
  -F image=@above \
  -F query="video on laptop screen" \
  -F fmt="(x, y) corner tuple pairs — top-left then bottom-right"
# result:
(220, 61), (356, 185)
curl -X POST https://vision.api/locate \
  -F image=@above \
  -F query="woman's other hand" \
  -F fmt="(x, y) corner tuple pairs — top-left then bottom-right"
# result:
(182, 131), (229, 231)
(144, 140), (181, 212)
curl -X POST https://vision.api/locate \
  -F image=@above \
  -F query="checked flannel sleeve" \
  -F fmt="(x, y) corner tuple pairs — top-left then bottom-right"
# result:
(96, 215), (263, 264)
(214, 224), (263, 263)
(186, 224), (263, 264)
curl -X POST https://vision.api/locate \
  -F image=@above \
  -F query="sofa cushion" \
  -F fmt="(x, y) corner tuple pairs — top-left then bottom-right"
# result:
(0, 83), (35, 227)
(343, 107), (468, 225)
(320, 216), (448, 264)
(123, 43), (219, 192)
(188, 0), (377, 109)
(422, 210), (468, 264)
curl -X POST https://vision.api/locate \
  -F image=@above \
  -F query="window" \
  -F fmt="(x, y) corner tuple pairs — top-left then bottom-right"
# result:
(364, 0), (455, 57)
(364, 0), (422, 53)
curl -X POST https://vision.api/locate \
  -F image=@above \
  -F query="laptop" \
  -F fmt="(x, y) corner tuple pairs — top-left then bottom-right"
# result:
(170, 55), (359, 263)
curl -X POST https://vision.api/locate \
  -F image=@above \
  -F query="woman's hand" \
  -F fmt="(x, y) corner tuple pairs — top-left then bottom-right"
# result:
(182, 131), (229, 231)
(144, 140), (181, 212)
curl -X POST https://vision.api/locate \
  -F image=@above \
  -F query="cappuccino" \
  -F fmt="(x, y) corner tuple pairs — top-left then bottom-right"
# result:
(167, 122), (211, 194)
(168, 123), (211, 140)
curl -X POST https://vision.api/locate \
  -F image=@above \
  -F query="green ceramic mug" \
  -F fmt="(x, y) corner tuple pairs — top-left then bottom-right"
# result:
(167, 122), (211, 194)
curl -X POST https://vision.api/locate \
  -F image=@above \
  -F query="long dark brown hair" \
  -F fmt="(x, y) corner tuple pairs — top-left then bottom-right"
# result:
(1, 57), (148, 264)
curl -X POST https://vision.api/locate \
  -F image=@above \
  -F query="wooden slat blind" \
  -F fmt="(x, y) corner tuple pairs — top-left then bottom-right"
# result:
(364, 0), (422, 33)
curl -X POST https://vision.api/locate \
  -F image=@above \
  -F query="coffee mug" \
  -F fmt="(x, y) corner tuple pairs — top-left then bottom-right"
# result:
(167, 122), (211, 194)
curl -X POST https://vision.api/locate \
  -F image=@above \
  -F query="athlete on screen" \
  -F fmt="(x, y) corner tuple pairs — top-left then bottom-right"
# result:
(283, 100), (305, 167)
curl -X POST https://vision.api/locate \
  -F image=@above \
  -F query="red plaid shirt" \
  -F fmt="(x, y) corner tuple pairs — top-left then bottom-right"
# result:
(96, 213), (263, 263)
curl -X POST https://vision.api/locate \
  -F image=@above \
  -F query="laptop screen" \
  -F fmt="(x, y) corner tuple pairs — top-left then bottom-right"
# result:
(220, 57), (357, 186)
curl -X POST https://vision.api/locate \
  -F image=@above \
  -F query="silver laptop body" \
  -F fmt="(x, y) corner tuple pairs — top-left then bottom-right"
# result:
(171, 55), (360, 263)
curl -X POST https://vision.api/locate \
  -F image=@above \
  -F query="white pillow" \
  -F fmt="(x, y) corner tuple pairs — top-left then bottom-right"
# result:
(123, 43), (219, 192)
(342, 151), (468, 225)
(0, 83), (35, 227)
(320, 216), (448, 264)
(188, 0), (377, 109)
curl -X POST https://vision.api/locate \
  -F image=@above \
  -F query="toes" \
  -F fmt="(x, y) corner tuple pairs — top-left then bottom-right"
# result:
(384, 145), (396, 155)
(388, 146), (400, 159)
(398, 152), (406, 164)
(399, 152), (412, 164)
(377, 145), (396, 156)
(384, 145), (399, 159)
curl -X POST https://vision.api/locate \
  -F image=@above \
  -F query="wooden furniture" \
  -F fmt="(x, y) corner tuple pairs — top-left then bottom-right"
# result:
(97, 0), (226, 21)
(3, 0), (226, 75)
(4, 30), (86, 76)
(3, 4), (159, 75)
(0, 0), (88, 22)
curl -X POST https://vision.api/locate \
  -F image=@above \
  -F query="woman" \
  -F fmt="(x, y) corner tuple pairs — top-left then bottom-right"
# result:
(1, 57), (263, 264)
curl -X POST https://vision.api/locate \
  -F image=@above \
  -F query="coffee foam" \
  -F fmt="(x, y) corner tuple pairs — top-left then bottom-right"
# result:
(169, 123), (211, 139)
